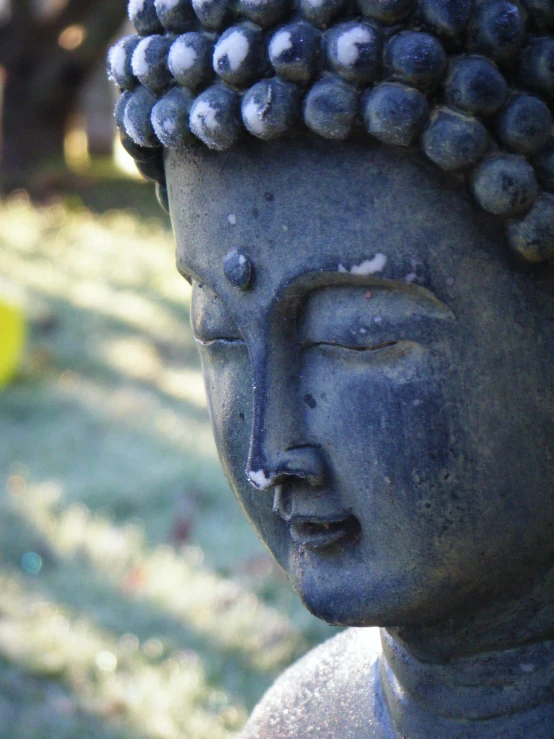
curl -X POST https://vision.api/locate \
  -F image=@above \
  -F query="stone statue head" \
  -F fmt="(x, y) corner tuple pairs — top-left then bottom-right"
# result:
(109, 0), (554, 635)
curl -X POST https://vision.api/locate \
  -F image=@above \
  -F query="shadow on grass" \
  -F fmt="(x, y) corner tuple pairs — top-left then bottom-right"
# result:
(47, 166), (171, 230)
(25, 291), (207, 423)
(0, 502), (298, 709)
(0, 194), (337, 737)
(0, 656), (148, 739)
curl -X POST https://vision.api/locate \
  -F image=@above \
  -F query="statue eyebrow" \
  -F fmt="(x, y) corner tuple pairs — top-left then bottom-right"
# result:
(279, 271), (456, 321)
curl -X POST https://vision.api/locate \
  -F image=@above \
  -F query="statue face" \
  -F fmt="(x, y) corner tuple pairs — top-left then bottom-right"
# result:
(167, 141), (554, 627)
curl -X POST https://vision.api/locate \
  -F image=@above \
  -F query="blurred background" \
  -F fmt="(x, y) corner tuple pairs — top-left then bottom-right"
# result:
(0, 1), (337, 737)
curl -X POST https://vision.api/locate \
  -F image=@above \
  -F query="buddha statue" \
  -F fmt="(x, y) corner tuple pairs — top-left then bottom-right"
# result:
(109, 0), (554, 735)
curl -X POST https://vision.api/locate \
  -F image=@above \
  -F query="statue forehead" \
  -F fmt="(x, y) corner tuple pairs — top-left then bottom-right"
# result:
(167, 141), (502, 301)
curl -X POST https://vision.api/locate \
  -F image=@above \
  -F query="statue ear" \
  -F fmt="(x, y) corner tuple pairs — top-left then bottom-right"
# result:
(131, 147), (165, 183)
(155, 182), (169, 213)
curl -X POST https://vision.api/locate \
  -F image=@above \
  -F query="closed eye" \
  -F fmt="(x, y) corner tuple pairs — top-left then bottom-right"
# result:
(195, 337), (245, 347)
(312, 340), (399, 352)
(307, 340), (422, 364)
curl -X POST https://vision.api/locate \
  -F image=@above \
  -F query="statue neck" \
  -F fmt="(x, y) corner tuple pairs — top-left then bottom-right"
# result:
(379, 628), (554, 738)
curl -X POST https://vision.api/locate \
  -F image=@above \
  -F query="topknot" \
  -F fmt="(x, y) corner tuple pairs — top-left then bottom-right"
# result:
(109, 0), (554, 265)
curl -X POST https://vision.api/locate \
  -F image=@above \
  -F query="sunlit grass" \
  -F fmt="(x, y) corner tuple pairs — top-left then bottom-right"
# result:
(0, 191), (337, 738)
(13, 488), (304, 672)
(0, 572), (246, 739)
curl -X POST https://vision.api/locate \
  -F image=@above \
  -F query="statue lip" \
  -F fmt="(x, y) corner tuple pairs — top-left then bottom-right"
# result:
(287, 515), (360, 551)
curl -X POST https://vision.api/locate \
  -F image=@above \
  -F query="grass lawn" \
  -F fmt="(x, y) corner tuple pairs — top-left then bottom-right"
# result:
(0, 180), (338, 739)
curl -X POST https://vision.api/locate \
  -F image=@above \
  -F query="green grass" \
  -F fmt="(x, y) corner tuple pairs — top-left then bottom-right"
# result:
(0, 187), (338, 739)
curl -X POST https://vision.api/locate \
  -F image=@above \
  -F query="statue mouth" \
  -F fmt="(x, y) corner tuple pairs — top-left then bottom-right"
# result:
(288, 515), (361, 551)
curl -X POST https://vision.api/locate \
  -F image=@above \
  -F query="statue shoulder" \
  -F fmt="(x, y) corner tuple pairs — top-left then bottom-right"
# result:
(241, 627), (389, 739)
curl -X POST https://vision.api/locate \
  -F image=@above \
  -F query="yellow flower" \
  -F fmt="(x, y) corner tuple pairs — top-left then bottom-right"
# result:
(0, 296), (25, 387)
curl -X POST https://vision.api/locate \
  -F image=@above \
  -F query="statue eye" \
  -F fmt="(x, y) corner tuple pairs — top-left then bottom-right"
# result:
(300, 315), (412, 354)
(313, 339), (400, 352)
(299, 284), (454, 351)
(195, 336), (245, 347)
(308, 340), (421, 365)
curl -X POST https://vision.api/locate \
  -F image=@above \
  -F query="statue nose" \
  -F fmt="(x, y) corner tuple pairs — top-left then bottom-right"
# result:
(245, 336), (327, 491)
(246, 444), (327, 490)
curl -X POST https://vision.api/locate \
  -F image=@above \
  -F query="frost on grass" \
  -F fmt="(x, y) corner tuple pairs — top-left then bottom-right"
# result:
(0, 197), (336, 738)
(0, 571), (245, 739)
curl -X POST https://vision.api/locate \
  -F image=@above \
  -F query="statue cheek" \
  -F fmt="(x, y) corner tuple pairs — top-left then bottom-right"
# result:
(300, 344), (443, 444)
(199, 346), (252, 483)
(199, 346), (293, 564)
(299, 347), (459, 501)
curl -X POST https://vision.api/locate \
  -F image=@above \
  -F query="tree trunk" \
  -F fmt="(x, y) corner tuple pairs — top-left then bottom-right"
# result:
(1, 66), (78, 192)
(81, 66), (117, 158)
(0, 0), (128, 194)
